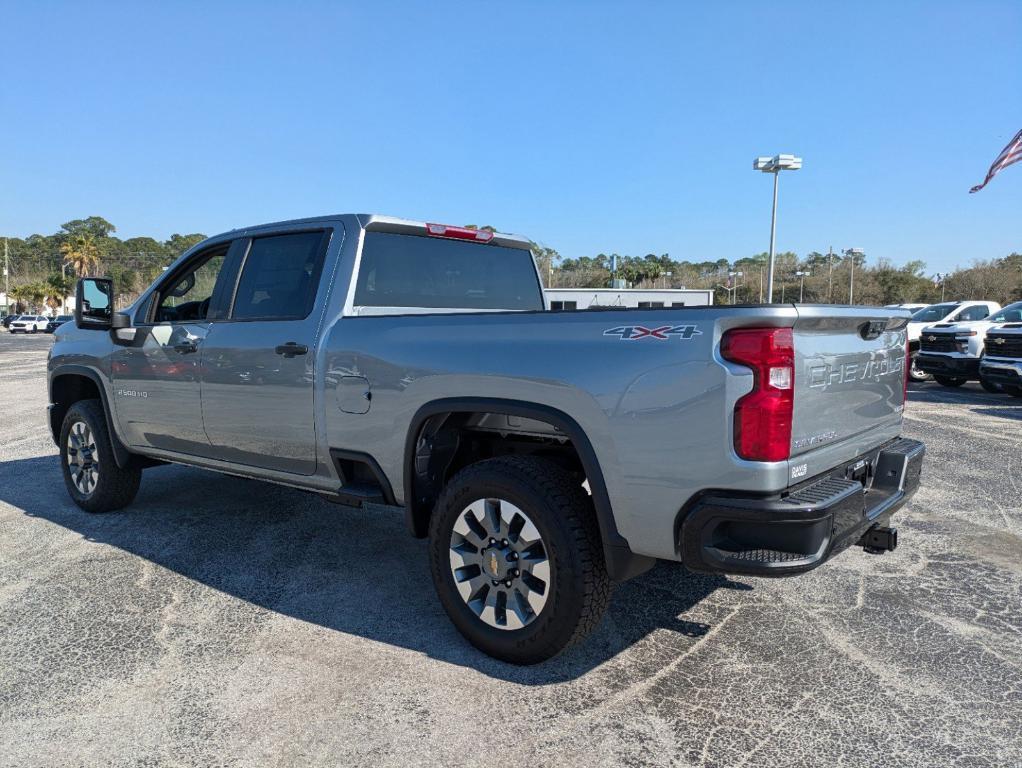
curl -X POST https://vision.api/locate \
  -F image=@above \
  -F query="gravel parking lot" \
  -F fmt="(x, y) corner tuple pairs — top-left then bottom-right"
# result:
(1, 330), (1020, 767)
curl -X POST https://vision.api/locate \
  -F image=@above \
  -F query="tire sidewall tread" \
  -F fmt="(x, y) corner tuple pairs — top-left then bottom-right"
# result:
(428, 455), (611, 664)
(59, 399), (141, 513)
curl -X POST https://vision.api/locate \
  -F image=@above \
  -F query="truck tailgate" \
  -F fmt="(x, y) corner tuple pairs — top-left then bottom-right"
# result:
(791, 306), (908, 457)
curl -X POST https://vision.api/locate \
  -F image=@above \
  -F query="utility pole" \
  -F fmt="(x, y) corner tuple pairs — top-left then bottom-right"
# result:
(3, 238), (8, 316)
(827, 246), (834, 302)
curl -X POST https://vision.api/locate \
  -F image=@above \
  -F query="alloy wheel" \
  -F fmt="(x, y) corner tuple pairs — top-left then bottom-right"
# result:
(448, 498), (550, 630)
(66, 420), (100, 495)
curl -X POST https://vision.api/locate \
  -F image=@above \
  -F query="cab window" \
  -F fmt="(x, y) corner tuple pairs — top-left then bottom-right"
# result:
(153, 245), (229, 323)
(954, 305), (990, 322)
(230, 231), (328, 321)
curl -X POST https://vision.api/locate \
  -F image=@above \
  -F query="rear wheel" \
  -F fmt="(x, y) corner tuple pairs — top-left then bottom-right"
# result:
(60, 399), (142, 513)
(934, 375), (966, 388)
(429, 456), (610, 664)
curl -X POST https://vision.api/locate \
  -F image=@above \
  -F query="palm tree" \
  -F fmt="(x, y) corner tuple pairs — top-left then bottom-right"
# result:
(60, 233), (101, 277)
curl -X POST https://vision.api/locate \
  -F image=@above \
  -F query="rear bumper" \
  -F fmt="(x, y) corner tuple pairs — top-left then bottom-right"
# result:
(916, 353), (979, 378)
(678, 438), (925, 577)
(979, 358), (1022, 386)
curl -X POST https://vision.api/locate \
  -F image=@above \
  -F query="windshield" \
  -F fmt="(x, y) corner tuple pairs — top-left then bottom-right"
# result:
(911, 303), (958, 322)
(990, 302), (1022, 323)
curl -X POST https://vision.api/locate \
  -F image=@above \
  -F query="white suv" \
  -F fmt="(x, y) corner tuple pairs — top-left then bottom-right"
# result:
(9, 315), (49, 333)
(907, 301), (1000, 381)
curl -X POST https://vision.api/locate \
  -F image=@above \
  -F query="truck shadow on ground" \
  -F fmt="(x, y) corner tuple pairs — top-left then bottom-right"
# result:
(0, 455), (747, 684)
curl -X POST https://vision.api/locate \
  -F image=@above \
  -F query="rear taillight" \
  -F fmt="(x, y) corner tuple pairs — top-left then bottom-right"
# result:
(721, 327), (794, 462)
(425, 223), (495, 242)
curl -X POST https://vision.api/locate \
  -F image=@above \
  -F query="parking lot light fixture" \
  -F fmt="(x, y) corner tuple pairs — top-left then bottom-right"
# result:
(754, 155), (802, 303)
(794, 270), (809, 303)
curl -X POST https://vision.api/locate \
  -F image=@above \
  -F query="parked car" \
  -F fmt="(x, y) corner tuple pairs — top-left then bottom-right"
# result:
(46, 315), (73, 333)
(9, 314), (49, 333)
(3, 314), (21, 329)
(977, 302), (1022, 396)
(48, 214), (924, 663)
(916, 301), (1019, 390)
(907, 301), (1000, 381)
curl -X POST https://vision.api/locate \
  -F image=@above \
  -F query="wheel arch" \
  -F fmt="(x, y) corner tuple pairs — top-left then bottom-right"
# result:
(402, 397), (654, 582)
(49, 365), (135, 469)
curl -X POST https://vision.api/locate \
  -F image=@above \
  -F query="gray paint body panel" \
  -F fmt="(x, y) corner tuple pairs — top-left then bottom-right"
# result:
(48, 214), (912, 563)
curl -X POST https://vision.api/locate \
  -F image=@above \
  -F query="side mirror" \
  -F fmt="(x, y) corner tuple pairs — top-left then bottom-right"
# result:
(75, 278), (114, 329)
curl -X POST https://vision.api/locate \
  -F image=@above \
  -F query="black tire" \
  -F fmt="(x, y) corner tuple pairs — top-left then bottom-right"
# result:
(934, 375), (966, 388)
(59, 399), (142, 513)
(429, 456), (611, 664)
(908, 353), (930, 382)
(979, 377), (1004, 394)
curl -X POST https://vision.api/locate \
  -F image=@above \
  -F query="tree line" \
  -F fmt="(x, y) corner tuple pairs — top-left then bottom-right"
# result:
(2, 216), (1020, 313)
(545, 249), (1022, 307)
(2, 216), (205, 313)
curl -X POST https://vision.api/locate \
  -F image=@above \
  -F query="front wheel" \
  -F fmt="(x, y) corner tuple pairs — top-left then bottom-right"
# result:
(429, 456), (611, 664)
(908, 353), (930, 382)
(980, 377), (1004, 394)
(934, 375), (967, 388)
(60, 399), (142, 513)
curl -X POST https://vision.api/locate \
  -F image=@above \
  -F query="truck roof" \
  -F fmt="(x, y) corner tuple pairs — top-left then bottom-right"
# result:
(222, 213), (534, 251)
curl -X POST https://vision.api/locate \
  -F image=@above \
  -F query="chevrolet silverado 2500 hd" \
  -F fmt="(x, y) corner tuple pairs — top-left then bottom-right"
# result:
(48, 214), (925, 663)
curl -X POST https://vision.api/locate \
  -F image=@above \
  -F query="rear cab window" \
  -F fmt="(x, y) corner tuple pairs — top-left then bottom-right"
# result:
(353, 232), (543, 313)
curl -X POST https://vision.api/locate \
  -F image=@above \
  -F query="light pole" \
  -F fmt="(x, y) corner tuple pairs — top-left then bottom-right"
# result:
(843, 248), (864, 304)
(754, 154), (802, 302)
(794, 270), (809, 303)
(729, 270), (744, 304)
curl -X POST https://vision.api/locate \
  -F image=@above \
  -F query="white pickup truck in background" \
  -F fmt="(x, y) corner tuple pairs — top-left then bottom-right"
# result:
(907, 301), (1000, 381)
(917, 301), (1022, 391)
(978, 303), (1022, 396)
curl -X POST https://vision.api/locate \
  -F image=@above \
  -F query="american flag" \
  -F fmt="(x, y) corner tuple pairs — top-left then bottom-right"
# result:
(970, 128), (1022, 193)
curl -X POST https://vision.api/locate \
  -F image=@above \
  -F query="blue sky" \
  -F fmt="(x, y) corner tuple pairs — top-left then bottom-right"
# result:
(1, 1), (1019, 273)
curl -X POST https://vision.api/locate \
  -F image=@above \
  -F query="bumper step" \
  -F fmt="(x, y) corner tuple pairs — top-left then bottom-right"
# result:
(679, 437), (925, 576)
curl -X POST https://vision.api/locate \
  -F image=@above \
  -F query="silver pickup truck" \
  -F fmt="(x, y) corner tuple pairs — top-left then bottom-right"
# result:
(48, 214), (925, 663)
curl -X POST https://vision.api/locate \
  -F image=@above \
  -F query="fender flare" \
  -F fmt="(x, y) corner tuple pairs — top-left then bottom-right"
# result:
(402, 397), (654, 582)
(49, 364), (135, 470)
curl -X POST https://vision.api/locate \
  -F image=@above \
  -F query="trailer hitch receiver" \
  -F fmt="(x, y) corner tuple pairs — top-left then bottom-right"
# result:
(857, 526), (898, 555)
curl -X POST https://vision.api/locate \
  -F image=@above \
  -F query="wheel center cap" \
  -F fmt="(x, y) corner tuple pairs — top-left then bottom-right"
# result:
(484, 547), (510, 581)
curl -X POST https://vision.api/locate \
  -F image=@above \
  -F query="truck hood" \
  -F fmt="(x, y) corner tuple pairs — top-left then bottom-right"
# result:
(922, 320), (998, 336)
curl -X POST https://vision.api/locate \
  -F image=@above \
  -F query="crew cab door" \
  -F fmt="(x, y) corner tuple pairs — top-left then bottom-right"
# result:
(198, 229), (333, 475)
(112, 241), (238, 453)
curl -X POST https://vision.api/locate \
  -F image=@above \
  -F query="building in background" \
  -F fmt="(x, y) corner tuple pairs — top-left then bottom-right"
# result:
(544, 288), (713, 311)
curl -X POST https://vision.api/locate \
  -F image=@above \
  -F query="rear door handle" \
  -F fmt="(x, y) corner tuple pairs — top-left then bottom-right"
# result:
(275, 342), (309, 358)
(173, 340), (198, 354)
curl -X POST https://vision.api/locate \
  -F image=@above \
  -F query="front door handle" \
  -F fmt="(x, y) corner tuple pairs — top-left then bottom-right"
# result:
(173, 340), (198, 354)
(275, 341), (309, 358)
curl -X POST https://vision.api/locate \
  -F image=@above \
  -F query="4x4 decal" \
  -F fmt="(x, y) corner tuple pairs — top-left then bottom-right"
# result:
(603, 325), (702, 340)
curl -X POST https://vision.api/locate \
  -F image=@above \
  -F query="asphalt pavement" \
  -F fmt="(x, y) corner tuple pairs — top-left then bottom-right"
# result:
(1, 330), (1020, 767)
